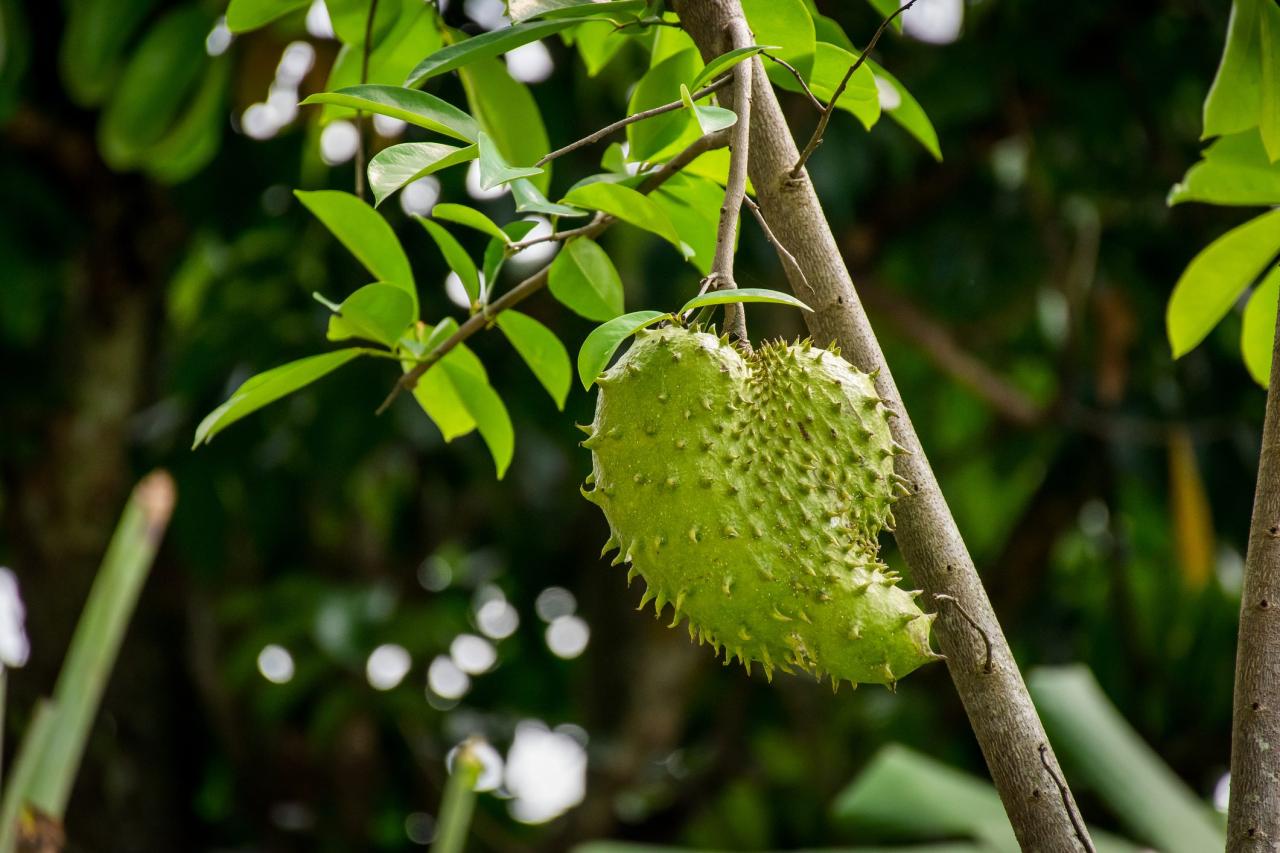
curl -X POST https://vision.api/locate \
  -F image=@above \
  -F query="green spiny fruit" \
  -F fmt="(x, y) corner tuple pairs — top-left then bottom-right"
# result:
(581, 325), (938, 689)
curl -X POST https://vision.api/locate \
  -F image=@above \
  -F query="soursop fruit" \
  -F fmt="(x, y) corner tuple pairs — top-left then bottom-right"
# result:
(581, 325), (938, 688)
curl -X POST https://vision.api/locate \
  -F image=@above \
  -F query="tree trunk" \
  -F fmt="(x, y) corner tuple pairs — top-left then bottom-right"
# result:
(677, 3), (1092, 849)
(1227, 296), (1280, 852)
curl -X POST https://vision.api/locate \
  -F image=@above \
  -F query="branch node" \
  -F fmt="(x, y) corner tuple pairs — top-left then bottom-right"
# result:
(932, 593), (992, 674)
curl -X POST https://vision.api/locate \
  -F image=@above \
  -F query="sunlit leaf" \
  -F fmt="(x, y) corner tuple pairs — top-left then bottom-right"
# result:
(577, 310), (668, 389)
(511, 179), (589, 217)
(405, 19), (577, 86)
(417, 217), (481, 306)
(1242, 266), (1280, 385)
(225, 0), (308, 32)
(627, 49), (701, 162)
(432, 202), (511, 244)
(367, 142), (477, 207)
(295, 190), (417, 312)
(410, 319), (474, 439)
(1169, 130), (1280, 206)
(324, 283), (416, 348)
(562, 182), (690, 258)
(459, 55), (551, 193)
(742, 0), (815, 82)
(1167, 208), (1280, 357)
(1259, 0), (1280, 160)
(549, 238), (625, 321)
(570, 20), (629, 77)
(678, 287), (812, 315)
(418, 343), (514, 478)
(679, 83), (737, 135)
(497, 311), (572, 408)
(775, 41), (879, 130)
(653, 173), (722, 275)
(302, 85), (478, 141)
(508, 0), (644, 22)
(690, 44), (777, 91)
(1203, 0), (1264, 140)
(194, 350), (365, 446)
(867, 59), (941, 161)
(477, 132), (544, 190)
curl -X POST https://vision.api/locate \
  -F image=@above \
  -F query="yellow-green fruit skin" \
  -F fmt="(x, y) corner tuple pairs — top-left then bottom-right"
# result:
(582, 326), (937, 688)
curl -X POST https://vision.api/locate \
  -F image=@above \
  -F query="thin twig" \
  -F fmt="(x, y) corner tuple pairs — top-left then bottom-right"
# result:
(760, 51), (823, 111)
(744, 196), (811, 296)
(790, 0), (919, 178)
(709, 19), (754, 351)
(1039, 744), (1095, 853)
(534, 75), (732, 167)
(375, 131), (730, 415)
(506, 217), (605, 253)
(354, 0), (380, 200)
(933, 593), (992, 674)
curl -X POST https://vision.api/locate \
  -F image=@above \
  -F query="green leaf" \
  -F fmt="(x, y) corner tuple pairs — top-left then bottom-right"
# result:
(417, 218), (481, 306)
(562, 182), (690, 258)
(367, 142), (478, 207)
(302, 85), (479, 142)
(1203, 0), (1265, 140)
(866, 59), (941, 161)
(295, 190), (417, 313)
(653, 173), (723, 275)
(497, 311), (572, 409)
(478, 131), (545, 190)
(1243, 266), (1280, 385)
(405, 19), (577, 86)
(144, 57), (232, 184)
(577, 310), (668, 389)
(690, 44), (777, 91)
(679, 83), (737, 135)
(325, 283), (416, 348)
(459, 55), (551, 193)
(59, 0), (157, 106)
(508, 0), (645, 22)
(225, 0), (309, 32)
(1167, 208), (1280, 357)
(742, 0), (815, 82)
(776, 41), (880, 130)
(1259, 0), (1280, 160)
(438, 350), (515, 478)
(627, 49), (701, 162)
(409, 319), (474, 438)
(194, 350), (365, 446)
(678, 287), (812, 315)
(511, 179), (590, 217)
(432, 202), (511, 244)
(326, 0), (404, 45)
(483, 220), (540, 287)
(570, 20), (629, 77)
(549, 237), (626, 321)
(1169, 130), (1280, 206)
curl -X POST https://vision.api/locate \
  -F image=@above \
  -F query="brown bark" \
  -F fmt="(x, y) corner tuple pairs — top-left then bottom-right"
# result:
(1227, 297), (1280, 852)
(676, 3), (1091, 849)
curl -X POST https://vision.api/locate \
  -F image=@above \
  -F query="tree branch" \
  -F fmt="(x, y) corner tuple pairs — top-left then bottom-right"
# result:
(354, 0), (379, 200)
(790, 0), (918, 178)
(760, 51), (823, 111)
(677, 2), (1092, 849)
(535, 75), (732, 167)
(709, 18), (753, 350)
(374, 130), (730, 415)
(1227, 296), (1280, 851)
(744, 196), (810, 296)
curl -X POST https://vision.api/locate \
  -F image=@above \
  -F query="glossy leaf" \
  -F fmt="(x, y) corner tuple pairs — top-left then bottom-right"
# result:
(302, 85), (478, 141)
(627, 49), (701, 162)
(194, 350), (364, 446)
(549, 238), (625, 321)
(405, 19), (577, 86)
(867, 59), (941, 161)
(1166, 208), (1280, 357)
(742, 0), (815, 82)
(410, 319), (474, 439)
(367, 142), (477, 207)
(417, 218), (481, 306)
(1260, 0), (1280, 160)
(295, 190), (417, 312)
(1169, 130), (1280, 206)
(477, 132), (544, 190)
(690, 44), (777, 91)
(325, 283), (416, 348)
(1243, 266), (1280, 385)
(497, 311), (572, 408)
(653, 173), (723, 275)
(562, 182), (690, 258)
(225, 0), (308, 32)
(1203, 0), (1265, 140)
(432, 202), (511, 244)
(421, 344), (514, 478)
(509, 0), (645, 21)
(459, 56), (551, 193)
(776, 41), (880, 130)
(511, 179), (589, 217)
(678, 287), (812, 315)
(577, 310), (668, 389)
(679, 83), (737, 135)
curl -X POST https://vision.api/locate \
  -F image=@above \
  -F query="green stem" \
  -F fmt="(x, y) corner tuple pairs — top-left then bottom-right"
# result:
(429, 740), (484, 853)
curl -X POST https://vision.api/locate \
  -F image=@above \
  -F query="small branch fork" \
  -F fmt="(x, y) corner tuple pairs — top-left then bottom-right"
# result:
(932, 593), (992, 674)
(790, 0), (919, 178)
(374, 131), (729, 415)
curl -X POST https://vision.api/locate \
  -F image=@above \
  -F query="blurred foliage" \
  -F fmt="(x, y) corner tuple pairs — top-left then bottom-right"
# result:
(0, 0), (1268, 851)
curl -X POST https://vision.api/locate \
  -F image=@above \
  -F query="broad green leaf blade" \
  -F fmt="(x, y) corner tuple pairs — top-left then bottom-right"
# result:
(679, 83), (737, 135)
(417, 217), (481, 306)
(59, 0), (157, 106)
(867, 59), (941, 161)
(512, 179), (589, 217)
(144, 57), (232, 184)
(562, 182), (690, 258)
(786, 41), (880, 130)
(408, 319), (475, 439)
(1260, 0), (1280, 160)
(367, 142), (478, 207)
(1169, 130), (1280, 206)
(653, 174), (722, 275)
(627, 49), (701, 162)
(439, 352), (515, 478)
(1242, 266), (1280, 385)
(577, 310), (667, 389)
(571, 20), (629, 77)
(432, 202), (511, 243)
(1166, 208), (1280, 357)
(743, 0), (815, 82)
(549, 237), (626, 321)
(1028, 666), (1225, 853)
(326, 0), (404, 44)
(325, 283), (416, 348)
(295, 190), (417, 312)
(679, 287), (812, 315)
(690, 44), (777, 91)
(194, 350), (365, 446)
(478, 131), (545, 190)
(226, 0), (308, 31)
(509, 0), (645, 22)
(459, 56), (551, 193)
(497, 311), (572, 409)
(302, 85), (479, 141)
(1203, 0), (1263, 139)
(25, 472), (174, 819)
(406, 19), (577, 86)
